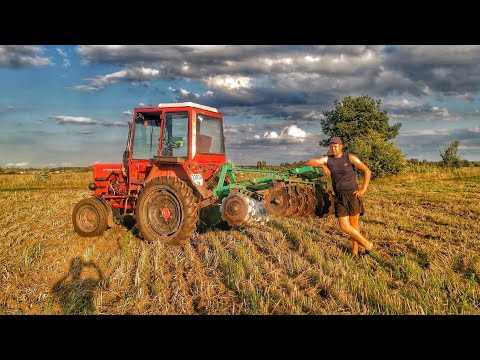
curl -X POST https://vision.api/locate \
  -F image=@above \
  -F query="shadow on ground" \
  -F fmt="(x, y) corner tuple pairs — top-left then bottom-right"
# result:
(51, 256), (108, 314)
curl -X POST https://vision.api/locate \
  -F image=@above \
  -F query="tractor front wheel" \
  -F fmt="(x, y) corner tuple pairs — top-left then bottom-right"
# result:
(72, 197), (109, 237)
(135, 176), (199, 245)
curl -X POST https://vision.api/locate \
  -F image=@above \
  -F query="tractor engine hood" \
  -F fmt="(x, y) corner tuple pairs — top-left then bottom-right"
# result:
(93, 163), (122, 180)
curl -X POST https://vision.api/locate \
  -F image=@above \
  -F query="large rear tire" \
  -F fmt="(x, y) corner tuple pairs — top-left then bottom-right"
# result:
(135, 176), (199, 245)
(72, 197), (109, 237)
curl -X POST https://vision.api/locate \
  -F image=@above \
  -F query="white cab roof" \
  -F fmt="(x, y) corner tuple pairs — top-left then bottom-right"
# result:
(157, 102), (218, 113)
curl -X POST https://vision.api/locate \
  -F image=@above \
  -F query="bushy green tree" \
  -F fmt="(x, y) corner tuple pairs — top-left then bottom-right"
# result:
(440, 140), (462, 168)
(320, 95), (405, 178)
(320, 95), (401, 147)
(349, 130), (406, 178)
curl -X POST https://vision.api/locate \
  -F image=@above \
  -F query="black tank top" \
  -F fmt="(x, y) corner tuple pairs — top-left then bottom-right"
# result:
(326, 152), (358, 194)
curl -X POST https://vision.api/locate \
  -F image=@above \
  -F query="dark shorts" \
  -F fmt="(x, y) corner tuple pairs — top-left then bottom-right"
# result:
(334, 192), (365, 218)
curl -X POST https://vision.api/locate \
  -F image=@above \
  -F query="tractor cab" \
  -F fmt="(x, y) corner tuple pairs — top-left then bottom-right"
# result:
(120, 102), (226, 185)
(114, 102), (225, 201)
(127, 102), (225, 163)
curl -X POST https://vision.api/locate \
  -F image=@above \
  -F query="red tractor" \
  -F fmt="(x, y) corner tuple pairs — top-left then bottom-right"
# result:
(72, 102), (227, 245)
(72, 102), (332, 245)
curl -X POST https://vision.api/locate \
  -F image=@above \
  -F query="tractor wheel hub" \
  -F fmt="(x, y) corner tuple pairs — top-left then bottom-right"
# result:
(161, 207), (171, 219)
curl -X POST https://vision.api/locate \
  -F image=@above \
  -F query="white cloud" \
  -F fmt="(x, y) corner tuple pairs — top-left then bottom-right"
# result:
(91, 67), (160, 86)
(281, 125), (307, 139)
(383, 98), (419, 108)
(56, 48), (67, 57)
(77, 67), (161, 91)
(263, 57), (294, 67)
(49, 115), (128, 127)
(56, 48), (71, 68)
(123, 110), (133, 116)
(262, 131), (280, 139)
(399, 129), (452, 136)
(74, 85), (101, 92)
(206, 75), (252, 90)
(245, 124), (309, 145)
(6, 162), (29, 168)
(305, 56), (320, 62)
(177, 88), (199, 99)
(50, 116), (97, 125)
(431, 106), (456, 120)
(304, 111), (324, 120)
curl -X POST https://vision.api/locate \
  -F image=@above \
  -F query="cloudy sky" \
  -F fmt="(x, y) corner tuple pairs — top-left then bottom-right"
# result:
(1, 45), (480, 168)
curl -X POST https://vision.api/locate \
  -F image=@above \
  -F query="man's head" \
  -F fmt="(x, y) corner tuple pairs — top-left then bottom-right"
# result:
(329, 136), (343, 145)
(328, 136), (343, 156)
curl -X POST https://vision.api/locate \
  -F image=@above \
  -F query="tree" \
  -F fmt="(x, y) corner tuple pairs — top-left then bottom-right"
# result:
(349, 130), (406, 179)
(320, 95), (401, 147)
(320, 95), (405, 178)
(440, 140), (462, 168)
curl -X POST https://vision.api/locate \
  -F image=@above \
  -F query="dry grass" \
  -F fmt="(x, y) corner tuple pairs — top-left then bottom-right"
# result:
(0, 168), (479, 314)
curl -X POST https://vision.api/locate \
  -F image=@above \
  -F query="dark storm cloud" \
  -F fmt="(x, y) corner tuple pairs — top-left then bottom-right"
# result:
(75, 46), (480, 100)
(75, 45), (382, 95)
(0, 46), (52, 68)
(384, 46), (480, 96)
(74, 46), (480, 136)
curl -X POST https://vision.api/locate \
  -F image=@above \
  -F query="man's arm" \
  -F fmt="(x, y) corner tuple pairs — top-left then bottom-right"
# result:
(306, 156), (330, 177)
(349, 154), (371, 197)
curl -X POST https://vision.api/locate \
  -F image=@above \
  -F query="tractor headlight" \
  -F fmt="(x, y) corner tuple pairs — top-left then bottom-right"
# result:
(88, 183), (97, 191)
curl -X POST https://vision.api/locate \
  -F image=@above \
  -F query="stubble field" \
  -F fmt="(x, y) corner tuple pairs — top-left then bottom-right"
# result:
(0, 167), (479, 314)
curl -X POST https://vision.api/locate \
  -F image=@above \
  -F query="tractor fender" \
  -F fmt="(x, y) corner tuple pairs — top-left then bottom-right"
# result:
(94, 195), (115, 228)
(145, 163), (213, 200)
(181, 163), (214, 200)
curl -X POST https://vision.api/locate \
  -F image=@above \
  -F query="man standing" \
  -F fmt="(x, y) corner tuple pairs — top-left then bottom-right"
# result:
(306, 137), (374, 255)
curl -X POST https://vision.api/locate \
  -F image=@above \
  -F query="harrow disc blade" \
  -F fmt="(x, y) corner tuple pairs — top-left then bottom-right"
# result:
(264, 183), (290, 216)
(314, 187), (335, 218)
(220, 193), (250, 225)
(291, 187), (308, 218)
(305, 188), (318, 218)
(284, 188), (299, 217)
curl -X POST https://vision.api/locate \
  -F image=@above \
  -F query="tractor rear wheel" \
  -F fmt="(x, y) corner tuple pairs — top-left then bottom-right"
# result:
(135, 176), (199, 245)
(72, 197), (109, 237)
